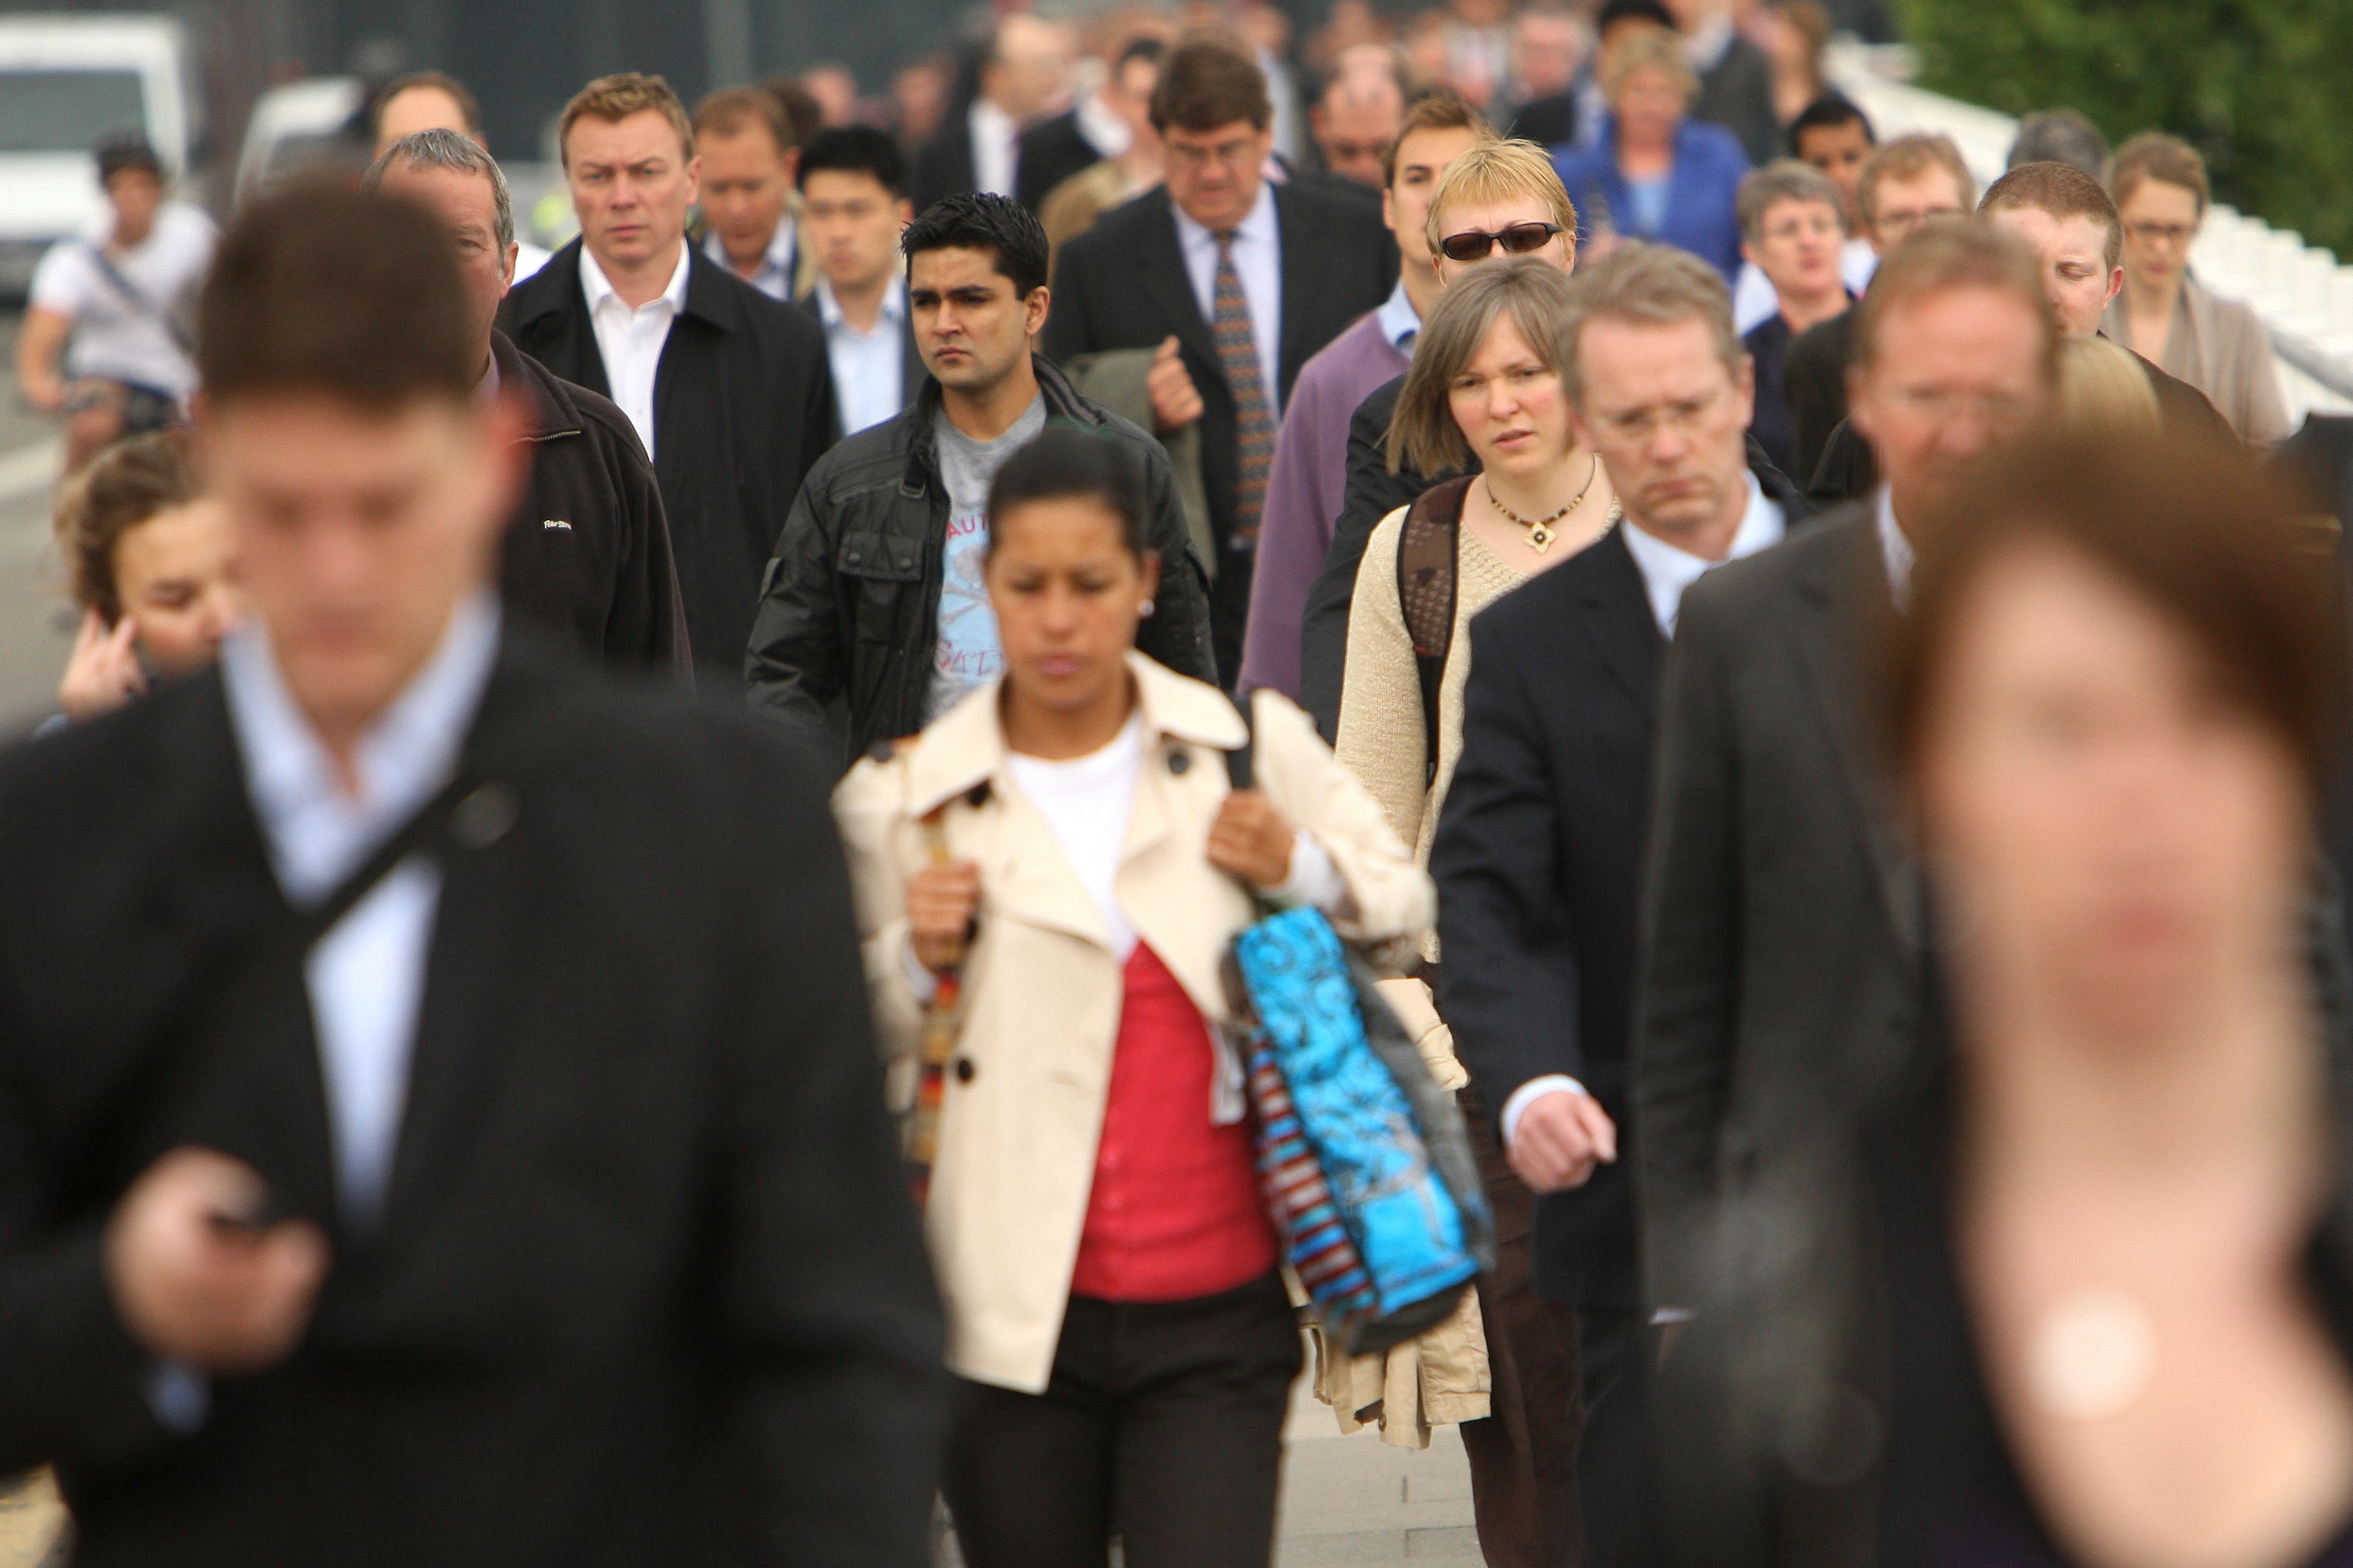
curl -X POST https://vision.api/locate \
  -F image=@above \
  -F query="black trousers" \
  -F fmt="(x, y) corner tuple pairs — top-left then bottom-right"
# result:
(944, 1272), (1302, 1568)
(1575, 1306), (1663, 1568)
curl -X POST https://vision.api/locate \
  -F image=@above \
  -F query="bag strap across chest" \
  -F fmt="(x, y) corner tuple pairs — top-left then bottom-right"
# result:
(1395, 475), (1477, 787)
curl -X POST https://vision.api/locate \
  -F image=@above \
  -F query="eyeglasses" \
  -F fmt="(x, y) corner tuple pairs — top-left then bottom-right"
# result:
(1585, 384), (1732, 449)
(1883, 386), (2035, 424)
(1438, 221), (1565, 264)
(2125, 220), (2198, 247)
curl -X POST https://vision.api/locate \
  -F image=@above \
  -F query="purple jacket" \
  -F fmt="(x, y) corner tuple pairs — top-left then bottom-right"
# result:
(1236, 308), (1412, 699)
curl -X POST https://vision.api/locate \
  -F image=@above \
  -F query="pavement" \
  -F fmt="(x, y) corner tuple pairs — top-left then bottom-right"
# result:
(0, 306), (1487, 1567)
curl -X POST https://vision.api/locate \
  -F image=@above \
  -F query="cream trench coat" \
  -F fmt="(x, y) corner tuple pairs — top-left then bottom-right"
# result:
(832, 653), (1435, 1394)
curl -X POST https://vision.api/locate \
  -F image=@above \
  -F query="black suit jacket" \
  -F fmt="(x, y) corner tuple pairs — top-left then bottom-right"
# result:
(498, 240), (837, 683)
(1043, 183), (1395, 564)
(1435, 463), (1814, 1309)
(793, 286), (928, 429)
(1634, 504), (1923, 1312)
(1014, 108), (1106, 212)
(0, 637), (945, 1567)
(1783, 309), (1855, 493)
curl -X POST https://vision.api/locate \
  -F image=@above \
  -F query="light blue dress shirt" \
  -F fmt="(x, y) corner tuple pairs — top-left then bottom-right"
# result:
(703, 219), (796, 303)
(1171, 182), (1285, 420)
(817, 275), (908, 435)
(1618, 471), (1788, 637)
(1876, 483), (1915, 611)
(1374, 278), (1420, 356)
(220, 591), (502, 1231)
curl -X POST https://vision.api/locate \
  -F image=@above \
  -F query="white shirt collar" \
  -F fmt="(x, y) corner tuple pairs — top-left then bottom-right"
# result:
(1172, 177), (1277, 250)
(580, 239), (691, 317)
(1619, 470), (1787, 636)
(1074, 89), (1134, 160)
(222, 591), (502, 901)
(1375, 278), (1420, 351)
(816, 273), (905, 331)
(1876, 484), (1915, 611)
(701, 217), (793, 283)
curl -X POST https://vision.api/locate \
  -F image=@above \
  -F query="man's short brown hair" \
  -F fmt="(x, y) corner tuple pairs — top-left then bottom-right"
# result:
(1851, 219), (2057, 383)
(1381, 89), (1495, 191)
(2110, 131), (2210, 216)
(1556, 241), (1742, 407)
(1980, 159), (2122, 270)
(373, 71), (480, 139)
(561, 73), (695, 167)
(694, 87), (792, 155)
(1856, 133), (1974, 232)
(1151, 34), (1272, 135)
(198, 181), (474, 409)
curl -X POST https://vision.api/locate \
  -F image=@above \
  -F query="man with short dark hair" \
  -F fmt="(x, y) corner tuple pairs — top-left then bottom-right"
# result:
(499, 72), (835, 685)
(0, 181), (944, 1567)
(368, 129), (690, 674)
(796, 126), (921, 434)
(1045, 34), (1393, 679)
(748, 193), (1214, 762)
(693, 86), (811, 302)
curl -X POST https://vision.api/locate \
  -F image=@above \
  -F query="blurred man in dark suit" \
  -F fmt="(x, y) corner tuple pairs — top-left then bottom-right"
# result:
(0, 182), (943, 1568)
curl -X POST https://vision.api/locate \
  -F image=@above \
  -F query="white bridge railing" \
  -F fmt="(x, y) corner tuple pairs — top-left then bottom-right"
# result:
(1828, 43), (2353, 422)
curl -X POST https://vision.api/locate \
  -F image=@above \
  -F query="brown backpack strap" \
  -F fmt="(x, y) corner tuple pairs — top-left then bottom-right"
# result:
(1394, 475), (1477, 787)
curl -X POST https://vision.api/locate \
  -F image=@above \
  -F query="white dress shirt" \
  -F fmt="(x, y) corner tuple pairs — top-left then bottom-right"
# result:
(1730, 238), (1878, 334)
(703, 219), (796, 303)
(512, 239), (553, 284)
(1498, 474), (1786, 1147)
(581, 242), (692, 458)
(969, 97), (1022, 198)
(1375, 278), (1421, 356)
(1876, 483), (1915, 610)
(221, 591), (503, 1229)
(1172, 181), (1285, 420)
(1074, 89), (1133, 161)
(816, 275), (908, 435)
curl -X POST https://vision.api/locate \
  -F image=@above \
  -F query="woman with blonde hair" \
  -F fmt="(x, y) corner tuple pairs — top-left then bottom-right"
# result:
(2055, 334), (2161, 438)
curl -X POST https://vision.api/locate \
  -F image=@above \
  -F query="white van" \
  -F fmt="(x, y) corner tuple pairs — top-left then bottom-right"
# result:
(0, 13), (196, 295)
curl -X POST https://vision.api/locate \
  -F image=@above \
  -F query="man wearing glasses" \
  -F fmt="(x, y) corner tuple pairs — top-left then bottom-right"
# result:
(1045, 35), (1393, 682)
(1434, 240), (1813, 1568)
(1299, 138), (1583, 735)
(1629, 228), (2058, 1535)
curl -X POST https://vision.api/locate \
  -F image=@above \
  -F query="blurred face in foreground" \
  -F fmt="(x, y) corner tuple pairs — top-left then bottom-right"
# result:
(1571, 314), (1753, 544)
(203, 392), (525, 750)
(113, 498), (242, 674)
(986, 497), (1158, 717)
(1915, 538), (2305, 1041)
(1849, 284), (2049, 528)
(376, 161), (515, 363)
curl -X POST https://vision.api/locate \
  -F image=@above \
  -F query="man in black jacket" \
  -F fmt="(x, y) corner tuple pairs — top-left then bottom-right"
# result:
(747, 194), (1215, 765)
(0, 183), (944, 1568)
(1437, 245), (1810, 1568)
(369, 130), (690, 675)
(498, 73), (835, 686)
(1044, 35), (1394, 681)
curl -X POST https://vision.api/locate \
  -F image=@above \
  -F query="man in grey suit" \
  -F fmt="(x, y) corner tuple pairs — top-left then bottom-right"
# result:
(1634, 221), (2058, 1330)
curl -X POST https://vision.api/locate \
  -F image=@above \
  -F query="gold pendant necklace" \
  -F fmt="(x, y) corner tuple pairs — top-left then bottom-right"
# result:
(1487, 455), (1599, 554)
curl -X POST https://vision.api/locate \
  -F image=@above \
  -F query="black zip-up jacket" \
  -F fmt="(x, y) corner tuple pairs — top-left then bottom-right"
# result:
(744, 354), (1218, 767)
(495, 333), (692, 677)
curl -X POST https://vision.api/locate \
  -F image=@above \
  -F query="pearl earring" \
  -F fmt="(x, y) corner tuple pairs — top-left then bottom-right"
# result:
(1139, 599), (1157, 617)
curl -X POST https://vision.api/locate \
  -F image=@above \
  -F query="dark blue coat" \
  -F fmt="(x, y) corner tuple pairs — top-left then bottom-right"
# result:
(1552, 115), (1751, 282)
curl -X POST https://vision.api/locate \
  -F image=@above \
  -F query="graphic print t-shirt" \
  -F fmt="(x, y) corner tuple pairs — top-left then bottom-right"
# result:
(927, 393), (1048, 722)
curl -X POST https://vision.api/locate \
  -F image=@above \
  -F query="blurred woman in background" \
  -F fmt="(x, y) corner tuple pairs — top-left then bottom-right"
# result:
(51, 431), (238, 723)
(1551, 22), (1750, 279)
(2103, 133), (2290, 448)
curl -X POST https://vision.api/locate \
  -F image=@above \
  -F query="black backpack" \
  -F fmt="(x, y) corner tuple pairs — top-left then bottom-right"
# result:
(1392, 475), (1478, 787)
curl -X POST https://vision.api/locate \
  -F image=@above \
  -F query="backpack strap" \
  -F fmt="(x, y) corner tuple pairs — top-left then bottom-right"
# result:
(1395, 476), (1477, 788)
(1225, 692), (1255, 792)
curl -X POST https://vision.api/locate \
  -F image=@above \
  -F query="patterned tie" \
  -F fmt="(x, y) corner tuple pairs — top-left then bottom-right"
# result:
(1212, 231), (1275, 549)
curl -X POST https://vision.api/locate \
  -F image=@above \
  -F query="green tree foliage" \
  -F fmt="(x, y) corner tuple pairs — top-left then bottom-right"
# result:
(1894, 0), (2353, 255)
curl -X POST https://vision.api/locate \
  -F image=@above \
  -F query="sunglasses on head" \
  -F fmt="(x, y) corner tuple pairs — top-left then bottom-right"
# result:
(1438, 221), (1565, 264)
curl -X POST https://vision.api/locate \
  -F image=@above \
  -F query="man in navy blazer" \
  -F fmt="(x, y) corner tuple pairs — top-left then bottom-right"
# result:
(1434, 245), (1809, 1566)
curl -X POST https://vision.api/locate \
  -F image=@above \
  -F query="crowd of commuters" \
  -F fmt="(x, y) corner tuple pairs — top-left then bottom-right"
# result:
(1, 4), (2342, 1568)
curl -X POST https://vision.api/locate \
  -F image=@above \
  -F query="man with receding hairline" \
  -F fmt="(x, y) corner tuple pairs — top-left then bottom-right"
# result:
(0, 181), (942, 1567)
(369, 72), (551, 281)
(500, 71), (835, 684)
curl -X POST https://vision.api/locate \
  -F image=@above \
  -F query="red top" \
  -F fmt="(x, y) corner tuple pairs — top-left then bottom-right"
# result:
(1069, 943), (1279, 1303)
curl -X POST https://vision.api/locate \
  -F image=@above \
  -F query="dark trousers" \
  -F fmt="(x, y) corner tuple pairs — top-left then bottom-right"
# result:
(944, 1272), (1302, 1568)
(1574, 1306), (1663, 1568)
(1457, 1084), (1587, 1567)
